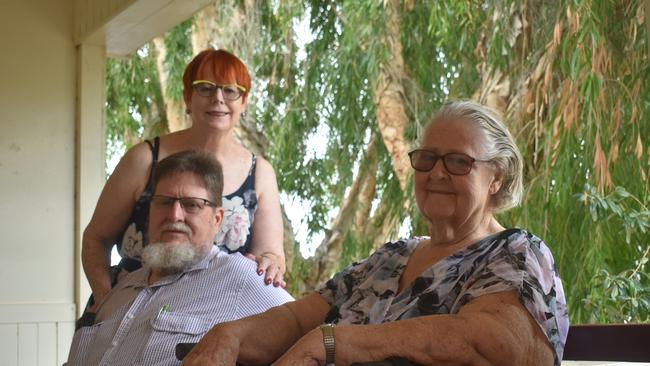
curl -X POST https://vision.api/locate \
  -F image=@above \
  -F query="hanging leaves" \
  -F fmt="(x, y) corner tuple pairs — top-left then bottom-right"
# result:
(105, 0), (650, 323)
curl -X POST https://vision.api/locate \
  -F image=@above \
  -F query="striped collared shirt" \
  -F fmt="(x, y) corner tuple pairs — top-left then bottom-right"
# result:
(67, 247), (293, 366)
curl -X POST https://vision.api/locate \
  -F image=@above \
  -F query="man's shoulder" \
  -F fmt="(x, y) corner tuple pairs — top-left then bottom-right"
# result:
(198, 250), (265, 289)
(204, 250), (294, 310)
(209, 250), (258, 274)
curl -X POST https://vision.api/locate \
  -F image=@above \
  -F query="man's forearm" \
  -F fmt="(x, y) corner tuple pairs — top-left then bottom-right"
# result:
(235, 304), (308, 364)
(187, 293), (330, 365)
(240, 293), (330, 364)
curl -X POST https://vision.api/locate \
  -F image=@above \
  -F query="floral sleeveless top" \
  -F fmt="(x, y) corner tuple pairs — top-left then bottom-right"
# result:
(116, 139), (257, 270)
(217, 155), (258, 253)
(317, 229), (569, 365)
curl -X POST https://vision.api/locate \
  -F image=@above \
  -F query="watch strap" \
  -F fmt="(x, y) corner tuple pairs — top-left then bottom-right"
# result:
(320, 323), (336, 365)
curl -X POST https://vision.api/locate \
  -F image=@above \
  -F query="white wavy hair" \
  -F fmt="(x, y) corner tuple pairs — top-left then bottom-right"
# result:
(422, 100), (524, 212)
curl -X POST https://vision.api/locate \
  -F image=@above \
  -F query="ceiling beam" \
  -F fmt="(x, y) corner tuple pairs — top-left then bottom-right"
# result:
(75, 0), (212, 57)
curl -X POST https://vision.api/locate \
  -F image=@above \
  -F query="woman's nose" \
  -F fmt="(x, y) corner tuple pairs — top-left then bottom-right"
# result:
(429, 158), (448, 178)
(212, 88), (225, 103)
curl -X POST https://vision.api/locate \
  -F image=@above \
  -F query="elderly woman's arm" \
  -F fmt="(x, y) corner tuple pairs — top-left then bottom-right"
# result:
(182, 293), (330, 366)
(275, 291), (554, 366)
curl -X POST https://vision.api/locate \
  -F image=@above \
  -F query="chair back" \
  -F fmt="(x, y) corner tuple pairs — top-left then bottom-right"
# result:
(563, 323), (650, 362)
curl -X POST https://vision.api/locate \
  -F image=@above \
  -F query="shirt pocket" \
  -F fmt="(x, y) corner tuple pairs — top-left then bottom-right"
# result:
(150, 311), (212, 335)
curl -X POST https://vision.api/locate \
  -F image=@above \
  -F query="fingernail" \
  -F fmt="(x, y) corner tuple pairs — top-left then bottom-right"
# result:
(273, 281), (280, 287)
(265, 278), (272, 285)
(257, 270), (263, 276)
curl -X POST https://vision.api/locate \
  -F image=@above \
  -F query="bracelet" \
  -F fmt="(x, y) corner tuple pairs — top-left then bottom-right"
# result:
(320, 323), (335, 366)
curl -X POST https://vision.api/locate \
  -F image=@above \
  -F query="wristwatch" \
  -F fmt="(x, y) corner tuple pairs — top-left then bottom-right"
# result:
(320, 323), (335, 365)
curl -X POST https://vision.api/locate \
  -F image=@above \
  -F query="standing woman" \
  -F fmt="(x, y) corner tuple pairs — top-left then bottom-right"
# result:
(82, 49), (286, 313)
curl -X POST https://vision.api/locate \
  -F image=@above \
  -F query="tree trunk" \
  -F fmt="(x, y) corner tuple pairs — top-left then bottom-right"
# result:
(191, 3), (217, 53)
(373, 0), (412, 193)
(290, 135), (381, 294)
(362, 194), (403, 251)
(152, 37), (190, 132)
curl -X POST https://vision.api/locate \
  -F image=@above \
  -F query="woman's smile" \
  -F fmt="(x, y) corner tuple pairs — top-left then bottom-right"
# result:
(426, 187), (455, 195)
(206, 110), (230, 117)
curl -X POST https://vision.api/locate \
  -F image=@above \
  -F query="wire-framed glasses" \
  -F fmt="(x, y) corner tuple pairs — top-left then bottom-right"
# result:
(150, 195), (217, 214)
(192, 80), (246, 101)
(408, 149), (491, 176)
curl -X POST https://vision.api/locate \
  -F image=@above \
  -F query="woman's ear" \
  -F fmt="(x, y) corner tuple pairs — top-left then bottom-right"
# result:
(489, 169), (504, 195)
(183, 92), (192, 111)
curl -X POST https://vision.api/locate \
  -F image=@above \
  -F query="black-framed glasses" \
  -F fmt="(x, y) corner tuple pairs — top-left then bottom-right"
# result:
(192, 80), (246, 101)
(408, 149), (491, 175)
(150, 195), (217, 214)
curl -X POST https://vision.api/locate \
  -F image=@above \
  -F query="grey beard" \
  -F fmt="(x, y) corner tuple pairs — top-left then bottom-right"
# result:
(142, 241), (210, 276)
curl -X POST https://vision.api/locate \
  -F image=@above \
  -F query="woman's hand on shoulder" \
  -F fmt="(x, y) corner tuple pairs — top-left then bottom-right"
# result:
(244, 251), (286, 288)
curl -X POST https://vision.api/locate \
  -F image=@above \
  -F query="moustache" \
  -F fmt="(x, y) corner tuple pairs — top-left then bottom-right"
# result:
(161, 222), (193, 236)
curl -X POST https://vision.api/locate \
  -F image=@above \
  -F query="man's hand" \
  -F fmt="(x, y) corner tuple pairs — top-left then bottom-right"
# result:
(182, 325), (240, 366)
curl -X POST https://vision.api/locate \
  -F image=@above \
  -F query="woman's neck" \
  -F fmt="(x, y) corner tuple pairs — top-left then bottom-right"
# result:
(426, 212), (503, 249)
(184, 126), (237, 157)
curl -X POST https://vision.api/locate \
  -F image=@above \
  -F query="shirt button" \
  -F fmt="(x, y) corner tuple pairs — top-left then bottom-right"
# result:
(112, 341), (118, 347)
(126, 313), (134, 319)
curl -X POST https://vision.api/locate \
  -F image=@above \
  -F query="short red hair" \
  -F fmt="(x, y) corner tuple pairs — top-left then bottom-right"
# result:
(182, 48), (251, 102)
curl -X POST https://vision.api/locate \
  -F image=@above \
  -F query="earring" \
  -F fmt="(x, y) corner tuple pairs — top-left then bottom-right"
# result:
(241, 111), (247, 118)
(185, 108), (191, 114)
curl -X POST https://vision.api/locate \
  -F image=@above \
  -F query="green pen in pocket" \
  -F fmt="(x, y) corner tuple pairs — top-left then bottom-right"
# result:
(156, 304), (171, 321)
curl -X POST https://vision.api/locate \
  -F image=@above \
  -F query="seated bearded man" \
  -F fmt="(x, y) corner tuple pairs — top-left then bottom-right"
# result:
(66, 150), (293, 366)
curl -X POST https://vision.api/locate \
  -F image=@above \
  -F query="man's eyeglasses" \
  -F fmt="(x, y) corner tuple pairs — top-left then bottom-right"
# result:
(150, 195), (217, 214)
(408, 149), (491, 176)
(192, 80), (246, 101)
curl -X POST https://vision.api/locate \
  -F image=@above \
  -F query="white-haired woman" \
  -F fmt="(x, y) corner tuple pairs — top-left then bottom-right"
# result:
(183, 100), (568, 366)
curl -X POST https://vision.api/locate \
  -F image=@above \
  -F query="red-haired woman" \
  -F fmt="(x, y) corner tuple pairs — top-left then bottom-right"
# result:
(81, 49), (286, 316)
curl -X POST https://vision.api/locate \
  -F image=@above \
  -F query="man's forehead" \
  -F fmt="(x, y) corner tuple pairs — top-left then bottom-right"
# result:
(154, 172), (208, 194)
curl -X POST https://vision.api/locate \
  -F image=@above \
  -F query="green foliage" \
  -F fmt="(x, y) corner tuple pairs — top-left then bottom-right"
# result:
(163, 19), (193, 101)
(494, 0), (649, 324)
(105, 0), (650, 324)
(583, 265), (650, 323)
(254, 1), (391, 235)
(105, 45), (167, 167)
(576, 185), (650, 244)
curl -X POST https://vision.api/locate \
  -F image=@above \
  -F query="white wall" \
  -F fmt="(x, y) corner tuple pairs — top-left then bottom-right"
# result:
(0, 0), (77, 364)
(0, 0), (215, 364)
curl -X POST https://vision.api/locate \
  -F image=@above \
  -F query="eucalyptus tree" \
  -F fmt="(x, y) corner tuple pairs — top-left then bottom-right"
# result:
(105, 0), (649, 323)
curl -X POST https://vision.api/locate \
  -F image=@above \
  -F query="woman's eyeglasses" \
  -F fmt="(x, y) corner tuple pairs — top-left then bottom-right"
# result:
(150, 195), (217, 214)
(408, 149), (490, 176)
(192, 80), (246, 101)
